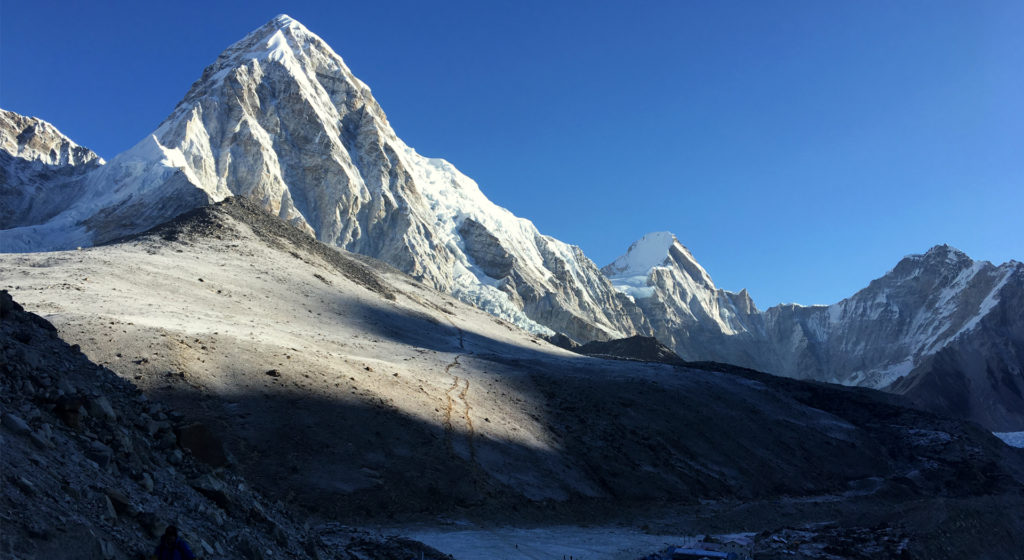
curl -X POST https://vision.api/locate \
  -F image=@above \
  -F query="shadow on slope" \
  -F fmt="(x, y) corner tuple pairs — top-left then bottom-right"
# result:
(0, 290), (451, 560)
(151, 347), (1024, 527)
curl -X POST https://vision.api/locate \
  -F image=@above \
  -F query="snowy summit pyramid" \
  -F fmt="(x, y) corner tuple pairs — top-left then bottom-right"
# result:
(0, 15), (642, 342)
(603, 232), (760, 357)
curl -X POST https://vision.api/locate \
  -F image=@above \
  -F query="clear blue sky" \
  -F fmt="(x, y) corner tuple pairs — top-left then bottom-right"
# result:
(2, 1), (1021, 306)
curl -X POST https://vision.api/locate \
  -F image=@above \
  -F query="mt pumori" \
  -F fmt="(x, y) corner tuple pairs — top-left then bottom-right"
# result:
(2, 15), (1021, 430)
(0, 15), (642, 344)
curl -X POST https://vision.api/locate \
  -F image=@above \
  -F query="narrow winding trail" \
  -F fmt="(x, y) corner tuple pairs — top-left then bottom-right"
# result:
(440, 347), (477, 464)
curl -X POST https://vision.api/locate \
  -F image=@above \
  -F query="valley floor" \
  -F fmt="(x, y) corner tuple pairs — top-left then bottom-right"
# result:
(378, 525), (695, 560)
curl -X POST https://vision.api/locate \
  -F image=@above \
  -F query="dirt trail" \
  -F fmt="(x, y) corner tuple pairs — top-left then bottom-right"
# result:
(440, 354), (477, 462)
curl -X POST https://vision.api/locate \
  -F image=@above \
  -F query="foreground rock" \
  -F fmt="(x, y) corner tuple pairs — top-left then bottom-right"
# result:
(0, 290), (449, 560)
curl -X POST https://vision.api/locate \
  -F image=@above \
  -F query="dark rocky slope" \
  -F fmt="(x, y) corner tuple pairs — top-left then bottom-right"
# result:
(0, 290), (448, 560)
(574, 335), (686, 365)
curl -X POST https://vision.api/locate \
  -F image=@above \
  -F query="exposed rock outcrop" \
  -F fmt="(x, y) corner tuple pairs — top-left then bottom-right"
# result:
(0, 109), (103, 230)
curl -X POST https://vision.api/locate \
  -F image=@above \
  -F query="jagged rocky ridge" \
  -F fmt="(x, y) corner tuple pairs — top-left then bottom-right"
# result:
(605, 233), (1024, 430)
(0, 15), (642, 344)
(0, 110), (103, 230)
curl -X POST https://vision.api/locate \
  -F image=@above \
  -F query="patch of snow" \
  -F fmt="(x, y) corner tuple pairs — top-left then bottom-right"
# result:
(603, 231), (677, 277)
(946, 266), (1014, 340)
(993, 431), (1024, 448)
(609, 272), (658, 299)
(864, 358), (915, 389)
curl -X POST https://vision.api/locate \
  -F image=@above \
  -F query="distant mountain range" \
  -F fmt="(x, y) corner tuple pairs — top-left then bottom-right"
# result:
(1, 15), (1020, 430)
(606, 232), (1024, 431)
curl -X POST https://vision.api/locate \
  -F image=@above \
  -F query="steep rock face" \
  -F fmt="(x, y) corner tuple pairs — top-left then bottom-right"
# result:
(0, 110), (103, 230)
(0, 110), (100, 166)
(458, 218), (515, 279)
(0, 16), (641, 342)
(887, 261), (1024, 431)
(602, 232), (762, 362)
(763, 245), (1022, 388)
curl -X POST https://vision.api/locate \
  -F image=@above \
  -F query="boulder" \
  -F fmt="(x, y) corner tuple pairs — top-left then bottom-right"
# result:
(2, 413), (31, 435)
(85, 441), (113, 469)
(105, 488), (137, 517)
(191, 474), (233, 511)
(88, 396), (117, 421)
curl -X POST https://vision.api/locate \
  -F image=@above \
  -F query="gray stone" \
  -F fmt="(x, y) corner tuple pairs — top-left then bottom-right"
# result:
(168, 449), (183, 465)
(157, 430), (177, 450)
(56, 376), (74, 395)
(146, 419), (171, 437)
(237, 537), (266, 560)
(85, 441), (113, 469)
(458, 218), (515, 279)
(105, 488), (136, 517)
(13, 475), (35, 495)
(2, 412), (30, 435)
(29, 429), (54, 449)
(191, 474), (232, 511)
(88, 396), (116, 421)
(99, 539), (115, 560)
(137, 512), (165, 538)
(101, 494), (117, 519)
(0, 289), (17, 317)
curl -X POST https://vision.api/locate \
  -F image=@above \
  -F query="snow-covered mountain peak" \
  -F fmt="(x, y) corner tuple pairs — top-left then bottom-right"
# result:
(598, 231), (679, 276)
(885, 244), (980, 288)
(270, 13), (299, 27)
(0, 18), (644, 343)
(0, 110), (103, 167)
(906, 244), (973, 269)
(236, 13), (316, 51)
(602, 231), (716, 291)
(602, 231), (677, 277)
(174, 14), (368, 111)
(923, 243), (972, 264)
(600, 232), (757, 345)
(0, 110), (106, 235)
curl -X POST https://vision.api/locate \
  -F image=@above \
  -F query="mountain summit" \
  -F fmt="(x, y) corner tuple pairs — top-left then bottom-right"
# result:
(0, 15), (643, 342)
(603, 232), (761, 362)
